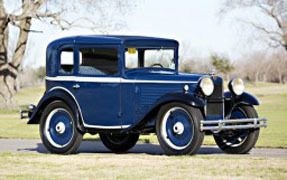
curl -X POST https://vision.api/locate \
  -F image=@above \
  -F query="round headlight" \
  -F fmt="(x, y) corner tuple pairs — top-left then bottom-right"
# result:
(229, 77), (245, 95)
(199, 77), (214, 96)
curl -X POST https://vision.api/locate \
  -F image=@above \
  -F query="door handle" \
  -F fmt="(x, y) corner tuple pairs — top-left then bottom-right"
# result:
(73, 84), (80, 89)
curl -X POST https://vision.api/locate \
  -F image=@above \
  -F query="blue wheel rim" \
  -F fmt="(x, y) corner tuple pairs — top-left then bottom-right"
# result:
(161, 107), (194, 150)
(222, 109), (249, 147)
(45, 108), (74, 148)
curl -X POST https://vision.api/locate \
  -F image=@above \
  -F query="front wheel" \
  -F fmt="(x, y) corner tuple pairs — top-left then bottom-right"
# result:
(213, 105), (260, 154)
(40, 100), (83, 154)
(156, 103), (204, 155)
(99, 132), (139, 152)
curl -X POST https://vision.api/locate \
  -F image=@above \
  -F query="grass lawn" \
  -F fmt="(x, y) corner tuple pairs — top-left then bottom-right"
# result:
(0, 152), (286, 180)
(0, 82), (286, 148)
(0, 82), (287, 180)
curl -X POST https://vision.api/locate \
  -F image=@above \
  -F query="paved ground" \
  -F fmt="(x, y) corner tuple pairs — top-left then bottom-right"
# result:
(0, 139), (287, 158)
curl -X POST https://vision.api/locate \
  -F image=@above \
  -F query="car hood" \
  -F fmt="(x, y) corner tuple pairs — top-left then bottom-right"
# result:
(124, 70), (211, 83)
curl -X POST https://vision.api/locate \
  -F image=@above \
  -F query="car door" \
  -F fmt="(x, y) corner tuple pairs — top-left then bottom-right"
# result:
(72, 45), (122, 128)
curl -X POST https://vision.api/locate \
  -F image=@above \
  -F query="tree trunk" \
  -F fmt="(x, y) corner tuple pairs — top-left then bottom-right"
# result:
(0, 69), (18, 109)
(0, 3), (17, 109)
(278, 72), (283, 84)
(255, 71), (259, 83)
(11, 17), (31, 69)
(0, 14), (31, 109)
(262, 74), (267, 82)
(0, 17), (8, 64)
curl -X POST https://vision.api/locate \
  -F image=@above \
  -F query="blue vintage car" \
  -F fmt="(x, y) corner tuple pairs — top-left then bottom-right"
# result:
(21, 35), (267, 155)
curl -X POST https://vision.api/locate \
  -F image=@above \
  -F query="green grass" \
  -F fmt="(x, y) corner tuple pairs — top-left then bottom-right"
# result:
(0, 114), (39, 139)
(0, 152), (286, 180)
(14, 85), (45, 109)
(0, 82), (287, 148)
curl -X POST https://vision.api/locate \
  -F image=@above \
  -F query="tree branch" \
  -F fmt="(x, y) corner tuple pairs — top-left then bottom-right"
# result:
(241, 19), (282, 36)
(220, 0), (287, 51)
(257, 2), (284, 29)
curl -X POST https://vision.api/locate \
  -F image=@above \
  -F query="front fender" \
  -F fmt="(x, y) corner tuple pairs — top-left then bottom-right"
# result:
(224, 91), (259, 118)
(224, 91), (259, 105)
(122, 92), (205, 132)
(27, 89), (85, 132)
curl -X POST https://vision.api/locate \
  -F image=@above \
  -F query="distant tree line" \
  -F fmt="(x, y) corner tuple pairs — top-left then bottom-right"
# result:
(179, 49), (287, 84)
(234, 49), (287, 84)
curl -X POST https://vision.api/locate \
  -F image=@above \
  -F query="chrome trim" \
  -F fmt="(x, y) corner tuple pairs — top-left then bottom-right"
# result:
(86, 124), (131, 129)
(20, 104), (36, 119)
(46, 76), (198, 84)
(20, 110), (29, 119)
(200, 117), (267, 131)
(28, 104), (36, 111)
(55, 122), (66, 134)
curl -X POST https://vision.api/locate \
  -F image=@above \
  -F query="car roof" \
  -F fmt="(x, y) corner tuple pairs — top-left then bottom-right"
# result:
(47, 35), (179, 49)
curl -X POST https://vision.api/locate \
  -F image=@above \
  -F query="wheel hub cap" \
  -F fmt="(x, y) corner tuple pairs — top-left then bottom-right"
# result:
(173, 122), (184, 135)
(55, 122), (66, 134)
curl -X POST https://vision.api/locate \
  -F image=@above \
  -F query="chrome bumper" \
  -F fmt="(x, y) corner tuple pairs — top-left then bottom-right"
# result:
(20, 110), (30, 119)
(200, 118), (267, 131)
(20, 104), (36, 119)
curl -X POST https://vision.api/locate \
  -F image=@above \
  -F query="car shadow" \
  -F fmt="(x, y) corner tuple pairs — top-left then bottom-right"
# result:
(19, 140), (224, 155)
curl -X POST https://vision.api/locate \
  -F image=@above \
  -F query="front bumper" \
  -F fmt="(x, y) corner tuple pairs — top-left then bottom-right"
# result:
(200, 118), (267, 131)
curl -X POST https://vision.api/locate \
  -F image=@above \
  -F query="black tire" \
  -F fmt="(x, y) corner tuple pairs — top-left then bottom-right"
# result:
(99, 132), (139, 152)
(213, 105), (260, 154)
(156, 102), (204, 155)
(40, 100), (83, 154)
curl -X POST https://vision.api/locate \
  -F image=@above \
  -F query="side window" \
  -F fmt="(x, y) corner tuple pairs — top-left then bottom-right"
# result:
(60, 48), (74, 74)
(79, 48), (118, 75)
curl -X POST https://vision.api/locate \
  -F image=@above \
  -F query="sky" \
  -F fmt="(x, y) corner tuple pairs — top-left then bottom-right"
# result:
(5, 0), (268, 67)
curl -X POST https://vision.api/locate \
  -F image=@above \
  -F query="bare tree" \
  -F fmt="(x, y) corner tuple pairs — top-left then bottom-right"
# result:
(270, 50), (287, 83)
(0, 0), (133, 109)
(244, 52), (270, 82)
(221, 0), (287, 51)
(178, 42), (194, 73)
(234, 49), (287, 83)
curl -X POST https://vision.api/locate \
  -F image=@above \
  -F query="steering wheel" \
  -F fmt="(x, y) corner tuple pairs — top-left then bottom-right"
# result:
(150, 63), (164, 68)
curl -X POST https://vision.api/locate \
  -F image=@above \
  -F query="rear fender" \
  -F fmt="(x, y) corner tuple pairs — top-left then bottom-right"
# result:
(27, 89), (85, 133)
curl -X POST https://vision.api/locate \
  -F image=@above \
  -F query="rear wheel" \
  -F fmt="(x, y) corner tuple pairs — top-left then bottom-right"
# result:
(156, 102), (204, 155)
(99, 132), (139, 152)
(213, 105), (260, 154)
(40, 100), (83, 154)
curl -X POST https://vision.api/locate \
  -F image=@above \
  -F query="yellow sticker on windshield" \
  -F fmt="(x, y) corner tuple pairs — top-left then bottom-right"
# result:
(128, 48), (137, 54)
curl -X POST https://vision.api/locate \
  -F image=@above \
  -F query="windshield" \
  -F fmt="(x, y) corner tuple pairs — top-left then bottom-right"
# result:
(125, 48), (175, 71)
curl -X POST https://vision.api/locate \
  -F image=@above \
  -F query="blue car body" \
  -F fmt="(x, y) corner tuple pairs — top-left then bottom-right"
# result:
(26, 35), (263, 134)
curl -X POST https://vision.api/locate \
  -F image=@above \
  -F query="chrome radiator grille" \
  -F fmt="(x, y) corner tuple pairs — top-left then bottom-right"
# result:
(205, 79), (224, 120)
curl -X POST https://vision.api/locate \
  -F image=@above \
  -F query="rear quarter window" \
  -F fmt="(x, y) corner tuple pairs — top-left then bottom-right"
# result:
(60, 48), (74, 74)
